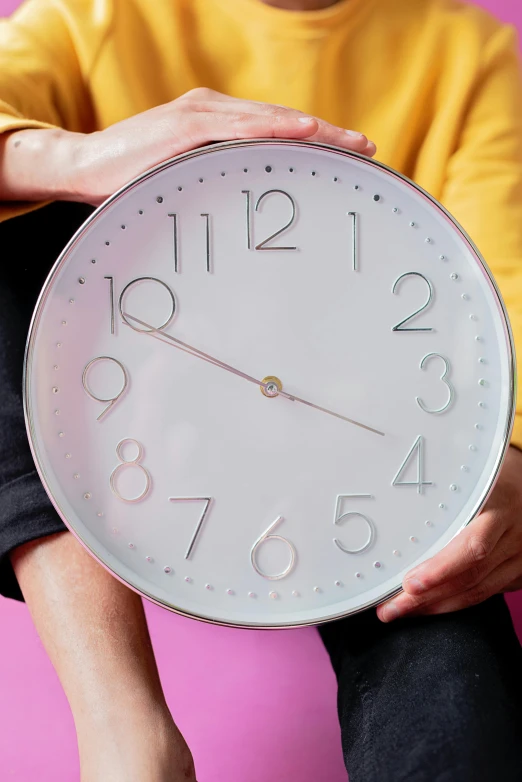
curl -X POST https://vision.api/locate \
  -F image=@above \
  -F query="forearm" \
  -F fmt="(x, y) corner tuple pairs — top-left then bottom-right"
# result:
(0, 128), (82, 202)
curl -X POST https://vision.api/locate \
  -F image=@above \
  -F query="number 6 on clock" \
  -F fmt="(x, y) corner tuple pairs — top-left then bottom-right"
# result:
(250, 515), (297, 580)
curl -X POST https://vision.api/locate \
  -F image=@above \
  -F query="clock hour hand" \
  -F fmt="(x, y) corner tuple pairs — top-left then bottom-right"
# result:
(123, 312), (288, 395)
(123, 313), (384, 437)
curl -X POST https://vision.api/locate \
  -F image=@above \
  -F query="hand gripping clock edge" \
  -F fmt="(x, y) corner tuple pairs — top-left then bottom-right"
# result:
(122, 313), (385, 436)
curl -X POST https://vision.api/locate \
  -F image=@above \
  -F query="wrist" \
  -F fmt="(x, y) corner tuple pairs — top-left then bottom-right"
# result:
(0, 127), (90, 203)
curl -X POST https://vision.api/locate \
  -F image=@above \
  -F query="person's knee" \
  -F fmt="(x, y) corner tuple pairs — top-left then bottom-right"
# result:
(10, 529), (71, 569)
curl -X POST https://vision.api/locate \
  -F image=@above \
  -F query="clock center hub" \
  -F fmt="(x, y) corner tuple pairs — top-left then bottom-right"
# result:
(261, 375), (283, 398)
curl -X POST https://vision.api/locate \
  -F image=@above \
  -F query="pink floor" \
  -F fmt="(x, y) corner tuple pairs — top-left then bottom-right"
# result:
(2, 0), (522, 779)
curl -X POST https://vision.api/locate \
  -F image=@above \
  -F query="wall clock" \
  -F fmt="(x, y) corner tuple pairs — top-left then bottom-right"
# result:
(24, 140), (515, 628)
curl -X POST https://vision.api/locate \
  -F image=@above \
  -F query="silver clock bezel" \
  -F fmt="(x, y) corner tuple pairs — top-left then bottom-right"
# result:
(23, 139), (517, 629)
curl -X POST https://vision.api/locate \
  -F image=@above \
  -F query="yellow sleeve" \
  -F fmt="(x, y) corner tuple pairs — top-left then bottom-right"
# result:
(0, 0), (99, 135)
(0, 0), (111, 220)
(440, 23), (522, 451)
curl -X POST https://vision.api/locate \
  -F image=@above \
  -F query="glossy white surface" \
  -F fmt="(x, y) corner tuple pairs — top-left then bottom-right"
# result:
(24, 141), (514, 627)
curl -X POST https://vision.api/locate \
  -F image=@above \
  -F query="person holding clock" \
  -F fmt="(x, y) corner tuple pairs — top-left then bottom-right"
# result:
(1, 0), (522, 780)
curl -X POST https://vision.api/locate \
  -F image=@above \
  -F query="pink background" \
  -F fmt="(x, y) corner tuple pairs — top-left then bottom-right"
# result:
(1, 1), (522, 780)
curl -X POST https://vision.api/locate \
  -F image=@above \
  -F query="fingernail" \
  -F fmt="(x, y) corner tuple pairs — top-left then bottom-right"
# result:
(345, 129), (364, 137)
(404, 577), (426, 595)
(382, 602), (400, 622)
(297, 116), (314, 123)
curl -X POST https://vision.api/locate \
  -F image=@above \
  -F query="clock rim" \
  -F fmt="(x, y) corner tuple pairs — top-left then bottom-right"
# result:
(22, 138), (517, 629)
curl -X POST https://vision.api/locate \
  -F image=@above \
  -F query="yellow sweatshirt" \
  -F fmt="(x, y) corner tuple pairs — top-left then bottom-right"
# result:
(1, 0), (522, 446)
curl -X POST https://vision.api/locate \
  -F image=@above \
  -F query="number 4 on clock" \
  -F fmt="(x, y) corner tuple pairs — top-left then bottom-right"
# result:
(392, 435), (433, 494)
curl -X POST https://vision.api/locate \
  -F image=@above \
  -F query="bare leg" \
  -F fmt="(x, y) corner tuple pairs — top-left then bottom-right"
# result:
(10, 530), (197, 782)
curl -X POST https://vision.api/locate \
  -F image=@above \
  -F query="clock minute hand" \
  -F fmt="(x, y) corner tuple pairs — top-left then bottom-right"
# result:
(123, 313), (384, 437)
(281, 391), (384, 435)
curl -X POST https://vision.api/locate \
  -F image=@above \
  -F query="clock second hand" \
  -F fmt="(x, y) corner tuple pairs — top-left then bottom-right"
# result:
(123, 313), (385, 437)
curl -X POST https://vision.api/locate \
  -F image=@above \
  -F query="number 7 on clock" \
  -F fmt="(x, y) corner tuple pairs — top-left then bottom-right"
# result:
(169, 496), (213, 559)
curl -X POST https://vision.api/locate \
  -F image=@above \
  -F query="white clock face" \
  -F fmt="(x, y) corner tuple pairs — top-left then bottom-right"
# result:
(24, 141), (514, 628)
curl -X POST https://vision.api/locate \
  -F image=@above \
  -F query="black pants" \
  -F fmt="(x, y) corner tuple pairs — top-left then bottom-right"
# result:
(2, 204), (522, 781)
(319, 597), (522, 781)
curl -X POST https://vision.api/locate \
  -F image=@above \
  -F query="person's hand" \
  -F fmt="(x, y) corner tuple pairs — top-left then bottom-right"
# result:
(377, 444), (522, 622)
(1, 88), (376, 207)
(70, 87), (376, 205)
